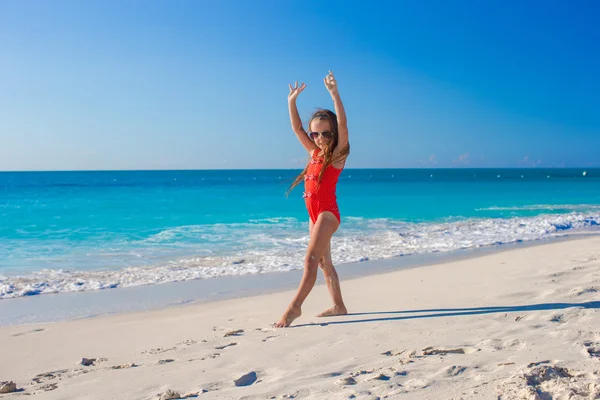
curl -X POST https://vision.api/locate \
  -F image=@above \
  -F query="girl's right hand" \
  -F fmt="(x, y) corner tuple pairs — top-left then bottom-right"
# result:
(288, 81), (306, 102)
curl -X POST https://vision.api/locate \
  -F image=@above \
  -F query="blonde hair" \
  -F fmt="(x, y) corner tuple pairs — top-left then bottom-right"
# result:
(286, 109), (349, 197)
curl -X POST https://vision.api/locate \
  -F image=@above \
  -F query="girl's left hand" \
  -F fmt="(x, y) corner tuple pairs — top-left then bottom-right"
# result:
(324, 71), (338, 94)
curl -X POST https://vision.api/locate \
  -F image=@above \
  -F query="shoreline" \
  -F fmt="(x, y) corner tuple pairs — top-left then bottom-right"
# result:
(1, 230), (599, 326)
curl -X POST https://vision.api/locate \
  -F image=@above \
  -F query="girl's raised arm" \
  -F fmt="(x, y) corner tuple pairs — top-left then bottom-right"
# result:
(324, 71), (348, 152)
(288, 81), (317, 154)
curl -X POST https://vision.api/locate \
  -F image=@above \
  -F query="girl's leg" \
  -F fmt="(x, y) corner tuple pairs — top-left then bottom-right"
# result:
(307, 220), (347, 315)
(275, 212), (339, 328)
(316, 243), (348, 317)
(309, 219), (347, 317)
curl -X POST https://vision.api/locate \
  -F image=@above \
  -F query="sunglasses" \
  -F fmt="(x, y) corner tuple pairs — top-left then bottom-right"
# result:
(309, 131), (334, 140)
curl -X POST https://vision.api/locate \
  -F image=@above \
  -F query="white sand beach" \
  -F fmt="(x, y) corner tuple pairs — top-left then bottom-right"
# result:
(1, 236), (599, 399)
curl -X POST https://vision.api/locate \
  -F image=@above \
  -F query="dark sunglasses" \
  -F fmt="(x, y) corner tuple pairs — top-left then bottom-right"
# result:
(309, 131), (334, 140)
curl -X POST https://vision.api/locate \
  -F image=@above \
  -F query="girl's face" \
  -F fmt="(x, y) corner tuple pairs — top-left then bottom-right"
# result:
(309, 119), (334, 149)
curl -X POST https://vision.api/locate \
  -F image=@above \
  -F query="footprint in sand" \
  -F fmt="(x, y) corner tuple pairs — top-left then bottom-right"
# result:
(572, 286), (598, 296)
(549, 307), (592, 324)
(31, 367), (90, 390)
(499, 362), (599, 399)
(26, 381), (59, 394)
(30, 365), (129, 395)
(32, 369), (69, 384)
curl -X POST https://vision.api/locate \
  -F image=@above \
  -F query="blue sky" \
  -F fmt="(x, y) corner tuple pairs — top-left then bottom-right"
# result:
(1, 0), (599, 171)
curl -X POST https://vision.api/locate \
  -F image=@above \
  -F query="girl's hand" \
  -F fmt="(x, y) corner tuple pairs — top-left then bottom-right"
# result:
(288, 81), (306, 102)
(324, 71), (338, 95)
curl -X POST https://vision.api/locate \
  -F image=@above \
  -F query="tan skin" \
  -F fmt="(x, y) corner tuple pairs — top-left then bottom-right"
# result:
(275, 71), (349, 328)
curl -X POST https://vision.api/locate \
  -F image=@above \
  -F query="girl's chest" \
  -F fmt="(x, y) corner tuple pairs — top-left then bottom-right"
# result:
(308, 157), (324, 172)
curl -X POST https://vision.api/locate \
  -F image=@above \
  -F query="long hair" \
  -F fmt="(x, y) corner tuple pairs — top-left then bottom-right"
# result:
(286, 109), (350, 197)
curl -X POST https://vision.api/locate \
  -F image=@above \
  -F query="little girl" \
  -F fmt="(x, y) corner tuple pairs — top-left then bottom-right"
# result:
(275, 71), (350, 328)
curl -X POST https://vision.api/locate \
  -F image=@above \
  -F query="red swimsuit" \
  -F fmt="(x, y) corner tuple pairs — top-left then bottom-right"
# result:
(303, 150), (343, 224)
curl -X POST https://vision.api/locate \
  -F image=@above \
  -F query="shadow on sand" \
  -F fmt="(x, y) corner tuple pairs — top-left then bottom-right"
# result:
(293, 301), (600, 328)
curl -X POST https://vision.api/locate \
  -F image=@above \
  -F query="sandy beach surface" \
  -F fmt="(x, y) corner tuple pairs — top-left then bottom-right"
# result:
(1, 236), (599, 399)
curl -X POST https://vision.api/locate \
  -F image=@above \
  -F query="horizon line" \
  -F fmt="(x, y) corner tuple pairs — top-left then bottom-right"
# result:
(1, 166), (598, 173)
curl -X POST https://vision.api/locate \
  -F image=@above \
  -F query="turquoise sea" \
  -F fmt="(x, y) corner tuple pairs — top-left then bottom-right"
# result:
(1, 168), (599, 299)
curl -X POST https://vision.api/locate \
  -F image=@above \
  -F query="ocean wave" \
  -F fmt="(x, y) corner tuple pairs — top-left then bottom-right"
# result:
(476, 204), (600, 212)
(1, 212), (599, 299)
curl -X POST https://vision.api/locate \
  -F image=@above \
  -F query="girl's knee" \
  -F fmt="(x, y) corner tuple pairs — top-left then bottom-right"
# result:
(304, 253), (319, 271)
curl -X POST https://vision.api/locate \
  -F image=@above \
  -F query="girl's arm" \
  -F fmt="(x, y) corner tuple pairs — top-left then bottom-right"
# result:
(324, 71), (349, 153)
(288, 81), (317, 154)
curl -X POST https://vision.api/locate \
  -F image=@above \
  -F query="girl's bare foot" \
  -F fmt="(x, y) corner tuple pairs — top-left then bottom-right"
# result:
(317, 304), (347, 317)
(275, 305), (302, 328)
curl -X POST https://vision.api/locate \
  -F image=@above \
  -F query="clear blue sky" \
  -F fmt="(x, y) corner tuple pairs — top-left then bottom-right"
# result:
(1, 0), (599, 171)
